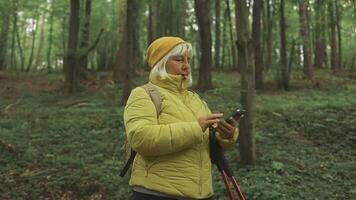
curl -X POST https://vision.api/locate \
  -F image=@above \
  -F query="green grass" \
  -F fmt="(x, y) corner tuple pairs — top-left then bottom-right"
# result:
(1, 71), (355, 199)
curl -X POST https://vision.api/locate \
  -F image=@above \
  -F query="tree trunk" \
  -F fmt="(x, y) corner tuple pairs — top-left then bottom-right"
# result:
(252, 0), (263, 91)
(265, 0), (273, 72)
(64, 0), (80, 93)
(298, 1), (313, 80)
(25, 11), (39, 72)
(225, 0), (237, 70)
(328, 1), (339, 73)
(314, 0), (326, 69)
(113, 0), (127, 84)
(195, 0), (213, 92)
(10, 1), (18, 71)
(113, 0), (136, 105)
(0, 8), (10, 70)
(235, 0), (256, 166)
(148, 0), (160, 44)
(78, 0), (92, 80)
(15, 23), (25, 71)
(47, 0), (54, 71)
(335, 1), (342, 71)
(214, 0), (221, 68)
(34, 12), (46, 70)
(279, 0), (289, 90)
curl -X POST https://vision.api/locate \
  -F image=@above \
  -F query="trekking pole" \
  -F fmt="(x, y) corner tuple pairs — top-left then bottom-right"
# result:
(209, 126), (247, 200)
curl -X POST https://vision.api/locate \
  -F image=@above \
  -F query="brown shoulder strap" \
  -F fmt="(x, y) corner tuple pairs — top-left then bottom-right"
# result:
(141, 82), (161, 117)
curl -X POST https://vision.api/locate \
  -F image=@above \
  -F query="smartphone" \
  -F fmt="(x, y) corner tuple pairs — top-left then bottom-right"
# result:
(226, 108), (246, 123)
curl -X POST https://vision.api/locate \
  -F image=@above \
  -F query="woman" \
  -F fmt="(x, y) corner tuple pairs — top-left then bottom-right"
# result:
(124, 36), (239, 200)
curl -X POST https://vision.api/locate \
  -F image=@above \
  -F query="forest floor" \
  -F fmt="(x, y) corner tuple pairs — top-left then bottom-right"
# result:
(0, 70), (356, 200)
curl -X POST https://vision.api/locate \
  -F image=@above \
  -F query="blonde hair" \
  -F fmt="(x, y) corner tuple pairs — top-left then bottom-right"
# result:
(149, 42), (193, 82)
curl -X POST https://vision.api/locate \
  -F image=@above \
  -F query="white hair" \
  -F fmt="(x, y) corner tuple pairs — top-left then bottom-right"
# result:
(149, 42), (193, 82)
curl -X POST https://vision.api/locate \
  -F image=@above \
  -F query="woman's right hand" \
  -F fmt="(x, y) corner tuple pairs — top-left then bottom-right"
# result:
(197, 113), (223, 132)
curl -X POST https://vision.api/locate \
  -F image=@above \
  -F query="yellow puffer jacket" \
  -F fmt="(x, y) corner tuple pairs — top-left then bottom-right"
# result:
(124, 74), (239, 199)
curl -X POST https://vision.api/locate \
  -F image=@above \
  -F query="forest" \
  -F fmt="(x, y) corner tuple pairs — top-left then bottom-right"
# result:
(0, 0), (355, 199)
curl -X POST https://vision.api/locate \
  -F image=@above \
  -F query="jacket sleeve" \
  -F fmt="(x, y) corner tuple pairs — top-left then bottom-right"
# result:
(215, 128), (239, 151)
(124, 87), (204, 157)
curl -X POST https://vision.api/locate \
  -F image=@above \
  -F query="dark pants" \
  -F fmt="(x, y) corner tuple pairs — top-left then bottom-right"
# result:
(130, 191), (214, 200)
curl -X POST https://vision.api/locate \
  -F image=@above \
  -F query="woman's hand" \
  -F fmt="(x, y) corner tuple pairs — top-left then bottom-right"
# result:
(198, 113), (223, 132)
(216, 117), (238, 139)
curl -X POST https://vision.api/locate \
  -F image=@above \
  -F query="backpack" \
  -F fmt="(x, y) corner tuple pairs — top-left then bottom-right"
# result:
(119, 82), (161, 177)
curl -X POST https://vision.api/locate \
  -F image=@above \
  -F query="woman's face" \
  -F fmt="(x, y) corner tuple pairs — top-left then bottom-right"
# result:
(165, 52), (191, 77)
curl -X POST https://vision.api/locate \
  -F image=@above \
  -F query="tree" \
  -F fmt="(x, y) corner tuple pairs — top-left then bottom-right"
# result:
(224, 0), (237, 70)
(148, 0), (160, 44)
(235, 0), (256, 166)
(252, 0), (263, 90)
(279, 0), (289, 90)
(328, 0), (339, 73)
(314, 0), (327, 69)
(298, 0), (313, 80)
(0, 2), (11, 70)
(113, 0), (138, 105)
(195, 0), (213, 92)
(63, 0), (80, 93)
(78, 0), (92, 76)
(264, 0), (273, 72)
(214, 0), (221, 68)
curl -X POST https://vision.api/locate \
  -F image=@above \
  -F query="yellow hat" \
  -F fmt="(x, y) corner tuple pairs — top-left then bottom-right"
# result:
(146, 36), (186, 68)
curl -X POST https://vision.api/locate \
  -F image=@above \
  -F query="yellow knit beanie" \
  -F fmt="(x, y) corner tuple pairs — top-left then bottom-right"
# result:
(146, 36), (186, 68)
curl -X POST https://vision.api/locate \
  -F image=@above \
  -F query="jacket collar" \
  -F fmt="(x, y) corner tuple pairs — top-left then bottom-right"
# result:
(150, 74), (190, 93)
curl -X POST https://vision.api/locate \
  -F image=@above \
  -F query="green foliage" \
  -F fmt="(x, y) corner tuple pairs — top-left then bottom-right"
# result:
(1, 71), (356, 199)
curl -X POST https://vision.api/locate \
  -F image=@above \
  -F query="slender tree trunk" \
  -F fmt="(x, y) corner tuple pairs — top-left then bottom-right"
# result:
(314, 0), (326, 69)
(34, 12), (46, 69)
(195, 0), (213, 92)
(279, 0), (289, 90)
(328, 1), (338, 73)
(225, 0), (237, 70)
(335, 1), (342, 71)
(148, 0), (160, 44)
(47, 0), (54, 71)
(235, 0), (256, 166)
(26, 11), (39, 72)
(15, 24), (25, 71)
(64, 0), (80, 93)
(0, 9), (10, 70)
(113, 0), (127, 83)
(214, 0), (221, 68)
(265, 0), (273, 72)
(78, 0), (92, 79)
(298, 1), (313, 80)
(113, 0), (136, 105)
(252, 0), (263, 91)
(10, 1), (18, 71)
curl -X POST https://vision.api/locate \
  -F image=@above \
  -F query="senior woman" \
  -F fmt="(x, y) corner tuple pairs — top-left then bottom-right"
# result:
(124, 36), (239, 200)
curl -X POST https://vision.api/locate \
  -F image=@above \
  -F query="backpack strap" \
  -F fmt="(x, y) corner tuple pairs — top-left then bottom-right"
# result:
(120, 82), (161, 178)
(141, 82), (161, 117)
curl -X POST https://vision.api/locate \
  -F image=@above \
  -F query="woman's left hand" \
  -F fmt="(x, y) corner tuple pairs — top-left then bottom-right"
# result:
(216, 118), (238, 139)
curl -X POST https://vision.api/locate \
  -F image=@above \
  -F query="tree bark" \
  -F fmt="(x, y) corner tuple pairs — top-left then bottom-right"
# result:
(252, 0), (263, 91)
(25, 10), (40, 72)
(148, 0), (160, 44)
(279, 0), (289, 90)
(34, 12), (46, 70)
(47, 0), (54, 71)
(235, 0), (256, 166)
(335, 1), (342, 71)
(328, 1), (339, 73)
(15, 23), (25, 71)
(0, 7), (10, 70)
(214, 0), (221, 68)
(225, 0), (237, 70)
(298, 1), (313, 80)
(265, 0), (273, 72)
(314, 0), (326, 69)
(78, 0), (92, 80)
(195, 0), (213, 92)
(64, 0), (80, 93)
